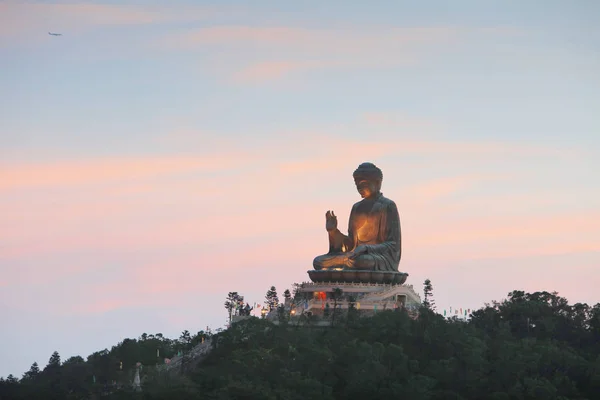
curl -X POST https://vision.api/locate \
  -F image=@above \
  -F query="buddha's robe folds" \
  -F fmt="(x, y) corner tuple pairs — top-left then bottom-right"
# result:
(313, 193), (401, 271)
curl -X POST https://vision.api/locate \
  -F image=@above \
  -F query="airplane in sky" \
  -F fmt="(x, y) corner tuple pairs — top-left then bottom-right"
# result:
(48, 32), (62, 36)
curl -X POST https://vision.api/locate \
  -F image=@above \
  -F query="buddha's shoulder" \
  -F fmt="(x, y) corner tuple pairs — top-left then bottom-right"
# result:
(377, 194), (397, 207)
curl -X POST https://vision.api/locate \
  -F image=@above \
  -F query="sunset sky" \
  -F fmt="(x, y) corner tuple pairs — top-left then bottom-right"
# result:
(1, 0), (599, 378)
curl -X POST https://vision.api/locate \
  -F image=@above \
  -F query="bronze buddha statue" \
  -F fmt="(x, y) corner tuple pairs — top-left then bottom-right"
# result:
(312, 162), (402, 273)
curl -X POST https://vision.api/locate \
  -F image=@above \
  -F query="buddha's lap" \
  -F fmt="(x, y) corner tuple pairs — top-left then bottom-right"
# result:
(313, 252), (375, 269)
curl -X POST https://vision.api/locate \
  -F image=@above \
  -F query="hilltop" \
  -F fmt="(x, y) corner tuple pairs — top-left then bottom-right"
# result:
(1, 290), (599, 399)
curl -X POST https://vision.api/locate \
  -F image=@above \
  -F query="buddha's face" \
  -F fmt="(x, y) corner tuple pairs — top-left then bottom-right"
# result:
(354, 178), (379, 199)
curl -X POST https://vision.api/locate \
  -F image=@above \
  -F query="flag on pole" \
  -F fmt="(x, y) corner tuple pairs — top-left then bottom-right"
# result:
(444, 310), (446, 316)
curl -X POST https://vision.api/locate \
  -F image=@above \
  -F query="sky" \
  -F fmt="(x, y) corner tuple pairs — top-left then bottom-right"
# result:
(1, 0), (599, 378)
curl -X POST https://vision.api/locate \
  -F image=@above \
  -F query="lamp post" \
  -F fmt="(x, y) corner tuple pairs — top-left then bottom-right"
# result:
(261, 308), (267, 319)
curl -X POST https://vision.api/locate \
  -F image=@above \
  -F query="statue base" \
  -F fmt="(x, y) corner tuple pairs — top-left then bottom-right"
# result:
(285, 281), (421, 320)
(307, 270), (408, 285)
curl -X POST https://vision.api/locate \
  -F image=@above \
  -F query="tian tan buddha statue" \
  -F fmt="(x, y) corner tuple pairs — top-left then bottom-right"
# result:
(312, 162), (402, 275)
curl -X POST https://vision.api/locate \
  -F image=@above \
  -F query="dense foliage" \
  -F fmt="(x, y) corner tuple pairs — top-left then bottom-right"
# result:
(0, 330), (209, 400)
(2, 290), (599, 400)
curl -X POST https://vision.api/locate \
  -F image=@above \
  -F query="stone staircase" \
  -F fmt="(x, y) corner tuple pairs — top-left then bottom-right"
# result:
(162, 338), (213, 373)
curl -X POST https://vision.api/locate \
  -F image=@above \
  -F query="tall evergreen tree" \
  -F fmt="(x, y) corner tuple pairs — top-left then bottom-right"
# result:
(43, 351), (64, 398)
(423, 279), (436, 311)
(22, 362), (40, 381)
(291, 283), (302, 301)
(45, 351), (61, 370)
(283, 289), (292, 304)
(265, 286), (279, 311)
(224, 292), (242, 323)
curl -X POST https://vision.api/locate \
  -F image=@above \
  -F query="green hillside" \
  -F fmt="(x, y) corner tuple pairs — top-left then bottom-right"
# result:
(2, 290), (600, 400)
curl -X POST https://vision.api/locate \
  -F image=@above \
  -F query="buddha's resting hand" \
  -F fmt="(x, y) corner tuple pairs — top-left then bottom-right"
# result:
(325, 210), (338, 232)
(348, 244), (368, 260)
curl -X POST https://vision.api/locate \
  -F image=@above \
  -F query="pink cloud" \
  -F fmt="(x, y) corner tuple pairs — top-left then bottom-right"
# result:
(277, 141), (393, 174)
(1, 133), (584, 269)
(1, 2), (213, 27)
(232, 60), (328, 83)
(0, 2), (215, 48)
(37, 3), (162, 25)
(159, 25), (462, 81)
(162, 26), (460, 51)
(406, 174), (496, 203)
(361, 112), (444, 133)
(1, 133), (593, 316)
(273, 136), (576, 174)
(7, 134), (534, 193)
(406, 209), (600, 263)
(157, 25), (522, 82)
(41, 233), (320, 316)
(0, 152), (257, 191)
(70, 299), (133, 315)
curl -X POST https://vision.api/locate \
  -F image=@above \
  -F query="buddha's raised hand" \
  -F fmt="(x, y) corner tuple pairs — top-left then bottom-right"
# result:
(325, 210), (338, 232)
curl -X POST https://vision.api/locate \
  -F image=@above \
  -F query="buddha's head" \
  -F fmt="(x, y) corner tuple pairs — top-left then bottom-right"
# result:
(353, 162), (383, 199)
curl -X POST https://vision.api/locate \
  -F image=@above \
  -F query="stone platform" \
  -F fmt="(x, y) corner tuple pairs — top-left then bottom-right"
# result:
(307, 269), (408, 285)
(290, 281), (421, 316)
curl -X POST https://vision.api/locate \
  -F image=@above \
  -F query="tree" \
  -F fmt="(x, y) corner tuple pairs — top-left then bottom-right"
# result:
(277, 304), (287, 324)
(22, 362), (40, 381)
(0, 375), (21, 400)
(265, 286), (279, 311)
(180, 330), (192, 351)
(45, 351), (61, 370)
(324, 302), (331, 317)
(225, 292), (243, 323)
(43, 351), (64, 398)
(283, 289), (292, 305)
(347, 295), (359, 324)
(423, 279), (436, 311)
(61, 356), (92, 399)
(292, 283), (302, 300)
(331, 288), (344, 326)
(63, 356), (84, 365)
